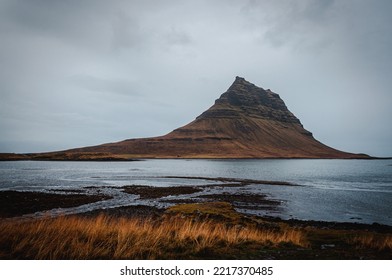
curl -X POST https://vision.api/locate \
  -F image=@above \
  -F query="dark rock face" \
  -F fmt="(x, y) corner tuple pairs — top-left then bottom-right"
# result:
(198, 76), (301, 124)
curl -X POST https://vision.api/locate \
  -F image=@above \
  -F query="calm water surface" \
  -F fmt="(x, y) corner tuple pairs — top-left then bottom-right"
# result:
(0, 159), (391, 225)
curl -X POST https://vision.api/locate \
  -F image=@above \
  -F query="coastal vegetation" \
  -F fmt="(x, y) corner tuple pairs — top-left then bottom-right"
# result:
(0, 213), (305, 259)
(0, 202), (390, 259)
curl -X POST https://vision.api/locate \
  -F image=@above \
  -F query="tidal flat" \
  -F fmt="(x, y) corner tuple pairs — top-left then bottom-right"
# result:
(0, 182), (391, 260)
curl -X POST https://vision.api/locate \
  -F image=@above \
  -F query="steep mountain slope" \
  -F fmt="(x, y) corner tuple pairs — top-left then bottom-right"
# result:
(1, 77), (370, 160)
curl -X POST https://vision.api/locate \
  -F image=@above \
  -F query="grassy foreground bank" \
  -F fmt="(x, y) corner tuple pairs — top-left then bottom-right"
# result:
(0, 202), (391, 259)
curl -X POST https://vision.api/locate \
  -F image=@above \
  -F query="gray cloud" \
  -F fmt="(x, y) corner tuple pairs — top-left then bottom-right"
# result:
(0, 0), (391, 156)
(242, 0), (335, 48)
(71, 74), (140, 97)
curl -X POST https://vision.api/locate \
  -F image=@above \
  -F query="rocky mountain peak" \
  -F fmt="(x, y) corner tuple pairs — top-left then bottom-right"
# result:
(198, 77), (302, 124)
(232, 75), (248, 84)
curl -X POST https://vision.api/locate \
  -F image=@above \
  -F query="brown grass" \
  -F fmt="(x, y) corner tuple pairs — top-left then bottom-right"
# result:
(349, 233), (392, 251)
(0, 214), (307, 259)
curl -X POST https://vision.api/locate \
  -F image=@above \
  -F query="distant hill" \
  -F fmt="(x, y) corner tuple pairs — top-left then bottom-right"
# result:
(0, 77), (370, 160)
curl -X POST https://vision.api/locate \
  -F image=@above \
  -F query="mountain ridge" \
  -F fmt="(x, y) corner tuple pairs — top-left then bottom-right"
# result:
(0, 77), (371, 160)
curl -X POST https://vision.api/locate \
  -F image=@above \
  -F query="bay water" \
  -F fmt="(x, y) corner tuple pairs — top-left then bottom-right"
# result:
(0, 159), (391, 225)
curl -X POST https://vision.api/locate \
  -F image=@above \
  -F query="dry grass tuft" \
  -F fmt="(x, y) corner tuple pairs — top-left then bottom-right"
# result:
(349, 233), (392, 251)
(0, 214), (307, 259)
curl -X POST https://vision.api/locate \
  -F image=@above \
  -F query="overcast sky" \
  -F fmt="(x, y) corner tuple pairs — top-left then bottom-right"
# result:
(1, 0), (391, 157)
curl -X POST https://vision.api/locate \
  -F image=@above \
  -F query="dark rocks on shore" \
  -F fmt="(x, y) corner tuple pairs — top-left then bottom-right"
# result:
(122, 185), (203, 199)
(0, 191), (111, 218)
(162, 176), (298, 186)
(198, 193), (281, 211)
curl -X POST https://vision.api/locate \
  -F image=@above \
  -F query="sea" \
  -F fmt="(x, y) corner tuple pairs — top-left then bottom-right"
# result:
(0, 159), (391, 225)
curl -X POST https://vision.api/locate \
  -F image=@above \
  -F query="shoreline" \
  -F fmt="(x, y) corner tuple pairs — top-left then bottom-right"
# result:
(1, 189), (391, 231)
(1, 200), (391, 259)
(0, 190), (391, 259)
(1, 186), (391, 229)
(1, 152), (388, 161)
(78, 204), (392, 233)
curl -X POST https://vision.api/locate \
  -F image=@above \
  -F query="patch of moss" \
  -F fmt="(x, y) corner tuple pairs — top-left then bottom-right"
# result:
(166, 202), (242, 222)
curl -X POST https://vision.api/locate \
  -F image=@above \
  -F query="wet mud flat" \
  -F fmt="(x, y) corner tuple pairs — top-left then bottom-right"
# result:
(0, 185), (281, 219)
(0, 175), (377, 223)
(1, 181), (389, 234)
(0, 190), (110, 218)
(0, 175), (388, 231)
(1, 175), (391, 260)
(122, 185), (202, 199)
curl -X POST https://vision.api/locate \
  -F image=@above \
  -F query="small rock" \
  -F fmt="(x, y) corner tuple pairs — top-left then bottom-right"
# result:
(321, 244), (335, 250)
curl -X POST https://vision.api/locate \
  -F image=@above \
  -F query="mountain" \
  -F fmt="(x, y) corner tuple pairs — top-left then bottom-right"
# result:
(1, 77), (370, 160)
